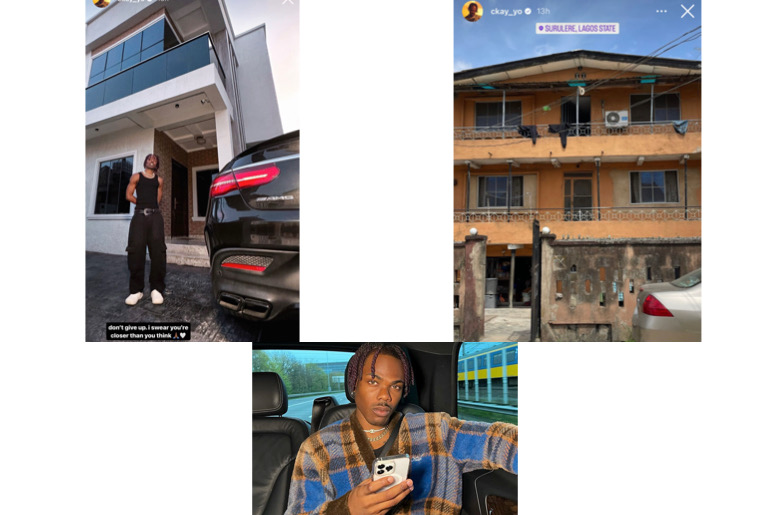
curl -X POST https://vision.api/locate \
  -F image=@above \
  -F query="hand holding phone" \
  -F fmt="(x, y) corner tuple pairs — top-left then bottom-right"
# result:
(372, 454), (411, 492)
(347, 472), (414, 515)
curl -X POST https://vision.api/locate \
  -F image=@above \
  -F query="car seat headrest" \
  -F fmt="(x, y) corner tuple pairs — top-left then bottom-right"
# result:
(252, 372), (288, 416)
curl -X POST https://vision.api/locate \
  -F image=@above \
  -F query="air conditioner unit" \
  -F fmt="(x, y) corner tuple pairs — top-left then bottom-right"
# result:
(605, 110), (629, 128)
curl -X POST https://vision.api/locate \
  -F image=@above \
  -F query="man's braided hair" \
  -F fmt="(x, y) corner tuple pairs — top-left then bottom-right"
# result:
(144, 153), (159, 171)
(347, 343), (415, 398)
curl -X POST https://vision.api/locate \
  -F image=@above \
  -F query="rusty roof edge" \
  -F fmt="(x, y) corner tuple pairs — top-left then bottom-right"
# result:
(455, 50), (701, 83)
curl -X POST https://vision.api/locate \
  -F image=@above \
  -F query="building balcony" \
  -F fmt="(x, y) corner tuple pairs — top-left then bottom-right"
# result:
(86, 33), (225, 112)
(454, 120), (700, 140)
(454, 206), (702, 243)
(454, 120), (701, 162)
(455, 205), (701, 222)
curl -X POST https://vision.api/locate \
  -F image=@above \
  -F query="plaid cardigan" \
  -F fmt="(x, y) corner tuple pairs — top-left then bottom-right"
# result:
(285, 412), (518, 514)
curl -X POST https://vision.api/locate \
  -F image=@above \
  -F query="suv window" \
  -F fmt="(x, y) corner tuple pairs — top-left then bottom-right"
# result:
(253, 350), (353, 423)
(457, 342), (518, 425)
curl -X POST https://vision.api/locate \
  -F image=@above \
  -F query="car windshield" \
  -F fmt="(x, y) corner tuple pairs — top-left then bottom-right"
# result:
(671, 268), (701, 288)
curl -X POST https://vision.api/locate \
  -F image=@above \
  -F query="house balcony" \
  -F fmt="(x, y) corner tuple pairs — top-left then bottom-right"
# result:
(454, 206), (702, 244)
(85, 31), (235, 165)
(86, 31), (236, 173)
(454, 120), (701, 163)
(86, 33), (225, 112)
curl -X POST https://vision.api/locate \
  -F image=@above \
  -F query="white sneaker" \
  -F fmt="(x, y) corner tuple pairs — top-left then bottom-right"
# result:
(151, 289), (164, 305)
(125, 292), (143, 305)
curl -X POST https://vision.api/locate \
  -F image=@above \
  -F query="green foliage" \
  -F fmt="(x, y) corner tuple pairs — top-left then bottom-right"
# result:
(252, 350), (271, 372)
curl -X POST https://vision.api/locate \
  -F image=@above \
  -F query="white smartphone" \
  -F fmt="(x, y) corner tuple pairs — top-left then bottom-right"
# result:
(372, 454), (411, 492)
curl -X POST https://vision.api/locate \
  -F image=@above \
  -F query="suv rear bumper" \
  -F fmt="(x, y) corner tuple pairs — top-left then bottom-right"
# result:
(210, 247), (298, 321)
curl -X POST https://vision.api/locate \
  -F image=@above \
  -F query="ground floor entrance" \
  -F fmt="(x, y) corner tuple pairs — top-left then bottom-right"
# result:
(150, 130), (221, 242)
(485, 244), (533, 308)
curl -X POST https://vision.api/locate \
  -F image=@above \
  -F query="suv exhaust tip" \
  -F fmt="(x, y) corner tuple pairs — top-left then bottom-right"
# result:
(218, 292), (243, 311)
(242, 298), (271, 319)
(217, 292), (272, 320)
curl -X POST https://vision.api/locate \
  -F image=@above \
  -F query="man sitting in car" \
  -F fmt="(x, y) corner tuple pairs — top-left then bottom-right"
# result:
(285, 343), (518, 515)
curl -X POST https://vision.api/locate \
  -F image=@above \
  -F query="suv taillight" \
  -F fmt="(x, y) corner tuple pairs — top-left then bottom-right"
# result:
(210, 172), (237, 197)
(641, 295), (674, 317)
(210, 163), (281, 198)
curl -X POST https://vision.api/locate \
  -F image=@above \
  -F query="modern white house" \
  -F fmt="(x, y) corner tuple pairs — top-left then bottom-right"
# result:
(85, 0), (283, 262)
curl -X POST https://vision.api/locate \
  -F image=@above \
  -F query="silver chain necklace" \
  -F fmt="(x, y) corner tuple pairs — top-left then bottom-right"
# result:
(367, 428), (390, 442)
(363, 426), (388, 433)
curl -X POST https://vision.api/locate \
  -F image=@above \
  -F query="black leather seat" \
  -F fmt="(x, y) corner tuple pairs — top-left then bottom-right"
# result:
(317, 358), (424, 430)
(252, 372), (309, 515)
(310, 395), (339, 433)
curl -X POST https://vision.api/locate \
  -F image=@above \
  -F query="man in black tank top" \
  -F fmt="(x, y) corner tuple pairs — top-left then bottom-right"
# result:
(124, 153), (166, 305)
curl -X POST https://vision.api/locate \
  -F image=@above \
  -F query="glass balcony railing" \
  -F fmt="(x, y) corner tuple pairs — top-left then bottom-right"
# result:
(86, 33), (225, 111)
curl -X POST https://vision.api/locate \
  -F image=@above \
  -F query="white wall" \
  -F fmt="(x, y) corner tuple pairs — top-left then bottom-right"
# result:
(86, 127), (155, 255)
(233, 26), (283, 145)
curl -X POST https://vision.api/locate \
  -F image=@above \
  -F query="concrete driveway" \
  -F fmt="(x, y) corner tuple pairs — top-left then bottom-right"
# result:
(481, 308), (532, 342)
(86, 252), (298, 342)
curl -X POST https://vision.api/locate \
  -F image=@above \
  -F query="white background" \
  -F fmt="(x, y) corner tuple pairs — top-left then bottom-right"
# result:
(3, 1), (770, 514)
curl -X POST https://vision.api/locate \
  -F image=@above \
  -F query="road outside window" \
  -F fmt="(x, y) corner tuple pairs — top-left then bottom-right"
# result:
(253, 350), (354, 423)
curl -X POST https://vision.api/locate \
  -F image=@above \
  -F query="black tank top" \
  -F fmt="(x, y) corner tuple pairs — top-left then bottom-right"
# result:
(135, 173), (159, 210)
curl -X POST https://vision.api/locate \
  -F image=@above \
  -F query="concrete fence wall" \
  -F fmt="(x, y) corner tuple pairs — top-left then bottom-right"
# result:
(454, 235), (487, 342)
(539, 236), (701, 341)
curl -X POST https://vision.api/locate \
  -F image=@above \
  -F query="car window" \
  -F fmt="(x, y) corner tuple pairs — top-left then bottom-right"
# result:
(457, 342), (518, 425)
(671, 268), (701, 288)
(230, 137), (300, 171)
(253, 350), (353, 423)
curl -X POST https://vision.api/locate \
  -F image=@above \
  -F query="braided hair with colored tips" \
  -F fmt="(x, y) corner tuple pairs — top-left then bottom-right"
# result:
(347, 343), (415, 398)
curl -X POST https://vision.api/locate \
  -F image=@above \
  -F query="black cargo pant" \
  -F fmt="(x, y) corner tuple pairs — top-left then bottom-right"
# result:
(126, 210), (166, 295)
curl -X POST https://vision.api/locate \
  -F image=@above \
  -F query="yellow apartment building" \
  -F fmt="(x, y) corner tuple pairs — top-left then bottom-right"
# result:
(453, 50), (701, 337)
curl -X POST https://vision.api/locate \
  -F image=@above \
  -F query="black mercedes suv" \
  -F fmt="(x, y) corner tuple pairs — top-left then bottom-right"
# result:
(204, 131), (299, 322)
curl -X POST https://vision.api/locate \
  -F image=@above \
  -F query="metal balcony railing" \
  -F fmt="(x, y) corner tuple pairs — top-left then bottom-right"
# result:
(454, 206), (702, 223)
(86, 33), (225, 111)
(454, 120), (701, 140)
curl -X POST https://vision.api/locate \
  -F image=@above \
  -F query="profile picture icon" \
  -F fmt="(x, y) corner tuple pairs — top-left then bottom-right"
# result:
(463, 1), (483, 22)
(93, 0), (110, 8)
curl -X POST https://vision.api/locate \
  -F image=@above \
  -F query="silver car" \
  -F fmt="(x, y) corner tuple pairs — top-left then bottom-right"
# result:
(631, 268), (701, 342)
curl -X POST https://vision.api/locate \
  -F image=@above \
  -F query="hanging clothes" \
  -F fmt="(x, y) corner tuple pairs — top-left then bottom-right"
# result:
(672, 120), (689, 135)
(516, 125), (538, 144)
(548, 123), (571, 148)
